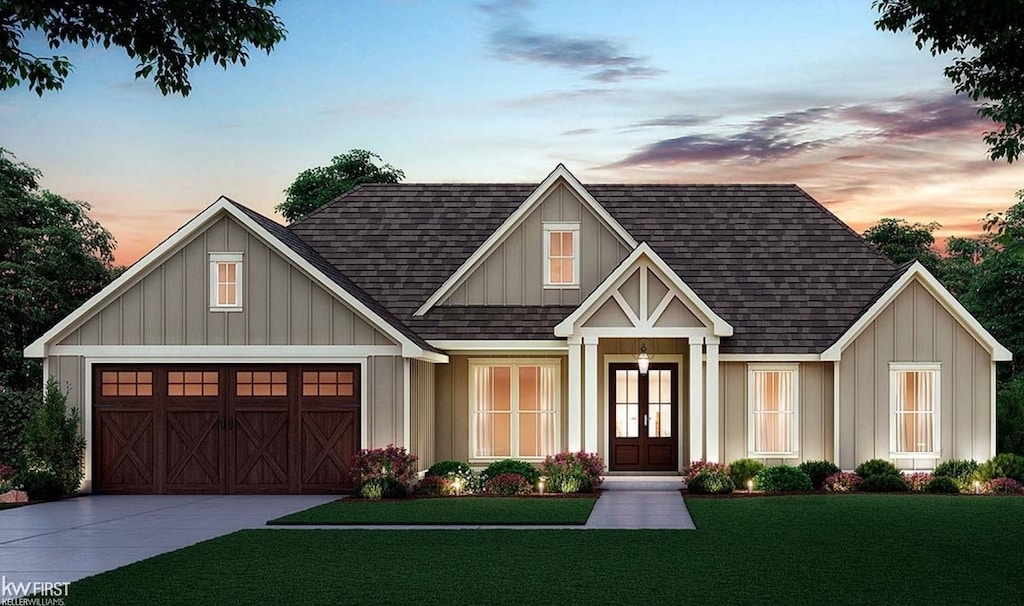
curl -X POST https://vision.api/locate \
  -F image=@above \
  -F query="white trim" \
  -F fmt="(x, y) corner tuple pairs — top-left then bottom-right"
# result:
(611, 291), (642, 326)
(554, 242), (733, 338)
(23, 197), (444, 363)
(888, 362), (941, 458)
(991, 360), (998, 459)
(543, 222), (580, 289)
(209, 253), (244, 312)
(568, 337), (582, 451)
(718, 353), (821, 362)
(821, 262), (1012, 362)
(47, 345), (401, 358)
(833, 361), (840, 464)
(427, 340), (568, 351)
(415, 164), (638, 316)
(584, 336), (599, 451)
(705, 340), (720, 463)
(403, 359), (411, 450)
(746, 363), (801, 458)
(689, 337), (703, 462)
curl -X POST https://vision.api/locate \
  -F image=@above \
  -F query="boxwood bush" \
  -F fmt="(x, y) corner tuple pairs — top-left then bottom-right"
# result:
(728, 458), (764, 490)
(976, 453), (1024, 483)
(754, 465), (813, 492)
(854, 458), (902, 479)
(480, 459), (540, 486)
(932, 459), (979, 491)
(858, 473), (909, 492)
(21, 470), (64, 501)
(798, 460), (840, 490)
(923, 475), (960, 494)
(688, 469), (735, 494)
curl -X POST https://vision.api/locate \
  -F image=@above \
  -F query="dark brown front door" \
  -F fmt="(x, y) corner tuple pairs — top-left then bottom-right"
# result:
(93, 364), (360, 494)
(608, 363), (678, 471)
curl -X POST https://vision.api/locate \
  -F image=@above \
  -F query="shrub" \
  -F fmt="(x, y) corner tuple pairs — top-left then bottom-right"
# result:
(485, 473), (533, 496)
(688, 469), (735, 495)
(798, 460), (841, 490)
(985, 478), (1024, 495)
(854, 458), (902, 479)
(933, 459), (979, 491)
(23, 379), (86, 497)
(21, 470), (64, 501)
(480, 459), (540, 486)
(924, 475), (960, 494)
(425, 460), (475, 494)
(858, 473), (909, 492)
(682, 459), (729, 484)
(996, 372), (1024, 455)
(755, 465), (813, 492)
(351, 444), (418, 489)
(358, 476), (407, 500)
(0, 387), (37, 467)
(0, 463), (17, 493)
(905, 472), (933, 492)
(413, 475), (449, 497)
(822, 472), (863, 493)
(728, 458), (764, 490)
(976, 453), (1024, 483)
(539, 451), (604, 493)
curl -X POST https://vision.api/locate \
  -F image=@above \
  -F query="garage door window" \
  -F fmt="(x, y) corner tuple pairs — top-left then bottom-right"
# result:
(168, 371), (219, 397)
(302, 371), (355, 397)
(236, 371), (287, 397)
(101, 371), (153, 397)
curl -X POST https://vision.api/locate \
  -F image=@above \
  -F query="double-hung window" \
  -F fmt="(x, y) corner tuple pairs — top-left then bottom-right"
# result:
(470, 360), (560, 460)
(890, 363), (940, 457)
(209, 253), (243, 311)
(747, 364), (799, 457)
(543, 223), (579, 288)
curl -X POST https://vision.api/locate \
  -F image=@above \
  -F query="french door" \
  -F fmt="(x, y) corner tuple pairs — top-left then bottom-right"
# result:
(608, 363), (678, 471)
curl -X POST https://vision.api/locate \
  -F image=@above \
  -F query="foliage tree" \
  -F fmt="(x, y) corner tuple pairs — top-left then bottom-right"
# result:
(276, 149), (405, 223)
(23, 378), (86, 496)
(862, 217), (942, 273)
(1, 0), (286, 96)
(997, 373), (1024, 455)
(874, 0), (1024, 162)
(0, 149), (118, 391)
(939, 235), (993, 297)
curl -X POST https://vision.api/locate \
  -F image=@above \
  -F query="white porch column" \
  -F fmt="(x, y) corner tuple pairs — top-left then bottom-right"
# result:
(568, 337), (583, 451)
(584, 336), (599, 452)
(705, 337), (720, 463)
(689, 337), (704, 462)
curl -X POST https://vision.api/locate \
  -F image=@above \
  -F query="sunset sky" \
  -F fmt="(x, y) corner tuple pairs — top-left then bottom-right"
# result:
(2, 0), (1022, 265)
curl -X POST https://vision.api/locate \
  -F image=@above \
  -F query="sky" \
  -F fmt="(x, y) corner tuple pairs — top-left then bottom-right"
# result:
(2, 0), (1022, 265)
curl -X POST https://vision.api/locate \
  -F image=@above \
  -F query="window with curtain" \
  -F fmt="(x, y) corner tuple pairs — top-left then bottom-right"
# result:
(891, 364), (939, 456)
(543, 223), (579, 287)
(748, 366), (799, 456)
(471, 361), (560, 459)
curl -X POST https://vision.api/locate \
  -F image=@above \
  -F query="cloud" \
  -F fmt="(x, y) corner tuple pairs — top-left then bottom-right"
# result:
(479, 1), (663, 83)
(560, 128), (598, 136)
(628, 114), (714, 129)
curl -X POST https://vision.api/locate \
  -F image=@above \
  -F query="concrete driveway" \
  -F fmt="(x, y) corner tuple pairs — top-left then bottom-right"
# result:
(0, 494), (336, 591)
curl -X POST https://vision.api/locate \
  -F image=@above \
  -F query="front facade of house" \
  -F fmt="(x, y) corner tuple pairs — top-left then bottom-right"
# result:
(25, 166), (1011, 493)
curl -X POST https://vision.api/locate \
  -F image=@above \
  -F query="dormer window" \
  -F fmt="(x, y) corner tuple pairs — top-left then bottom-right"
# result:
(544, 223), (579, 288)
(209, 253), (243, 311)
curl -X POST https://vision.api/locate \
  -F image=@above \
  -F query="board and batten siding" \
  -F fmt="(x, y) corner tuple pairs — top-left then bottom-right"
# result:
(56, 216), (395, 348)
(365, 356), (405, 450)
(838, 280), (992, 470)
(441, 182), (630, 307)
(719, 361), (834, 465)
(409, 359), (437, 471)
(434, 354), (569, 464)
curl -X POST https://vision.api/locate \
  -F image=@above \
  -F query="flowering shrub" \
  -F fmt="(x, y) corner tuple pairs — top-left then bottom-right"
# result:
(683, 459), (729, 484)
(413, 475), (449, 497)
(351, 444), (417, 499)
(539, 451), (604, 493)
(688, 469), (734, 494)
(985, 478), (1024, 495)
(0, 463), (16, 493)
(822, 472), (863, 493)
(485, 473), (533, 496)
(905, 472), (933, 492)
(425, 460), (476, 495)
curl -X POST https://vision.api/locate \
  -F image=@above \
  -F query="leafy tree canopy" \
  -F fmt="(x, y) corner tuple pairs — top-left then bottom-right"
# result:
(0, 149), (118, 389)
(276, 149), (405, 223)
(874, 0), (1024, 162)
(1, 0), (286, 96)
(862, 217), (942, 273)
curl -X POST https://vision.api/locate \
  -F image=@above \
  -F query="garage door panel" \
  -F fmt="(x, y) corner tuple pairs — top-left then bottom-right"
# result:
(96, 410), (156, 493)
(165, 410), (222, 492)
(231, 410), (290, 492)
(300, 410), (357, 489)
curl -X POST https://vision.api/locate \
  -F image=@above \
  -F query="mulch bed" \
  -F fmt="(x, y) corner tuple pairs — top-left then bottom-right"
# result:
(341, 491), (602, 503)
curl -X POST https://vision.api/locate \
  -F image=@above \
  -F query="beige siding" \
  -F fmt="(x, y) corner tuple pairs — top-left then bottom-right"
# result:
(365, 356), (404, 449)
(49, 356), (86, 439)
(719, 362), (834, 465)
(838, 280), (993, 470)
(57, 216), (395, 348)
(435, 354), (569, 464)
(441, 182), (630, 306)
(409, 359), (437, 471)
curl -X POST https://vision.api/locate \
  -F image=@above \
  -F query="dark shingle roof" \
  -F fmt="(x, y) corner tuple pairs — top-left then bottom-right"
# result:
(287, 183), (899, 353)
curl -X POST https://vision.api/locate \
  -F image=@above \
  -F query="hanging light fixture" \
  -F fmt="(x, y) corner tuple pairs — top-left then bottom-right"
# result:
(637, 343), (650, 375)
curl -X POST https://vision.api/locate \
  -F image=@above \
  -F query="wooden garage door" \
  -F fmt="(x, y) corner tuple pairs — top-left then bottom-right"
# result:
(93, 364), (360, 494)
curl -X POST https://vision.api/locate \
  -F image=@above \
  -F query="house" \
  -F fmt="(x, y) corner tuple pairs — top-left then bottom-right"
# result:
(23, 165), (1012, 493)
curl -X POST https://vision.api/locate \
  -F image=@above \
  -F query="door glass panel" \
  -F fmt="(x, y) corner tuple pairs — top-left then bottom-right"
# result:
(615, 369), (640, 438)
(648, 370), (672, 438)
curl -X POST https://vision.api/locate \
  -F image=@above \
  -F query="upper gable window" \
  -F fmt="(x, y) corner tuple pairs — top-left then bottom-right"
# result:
(209, 253), (243, 311)
(544, 223), (579, 288)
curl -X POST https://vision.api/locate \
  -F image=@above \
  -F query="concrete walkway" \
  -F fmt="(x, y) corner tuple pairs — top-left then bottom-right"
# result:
(585, 476), (694, 529)
(0, 494), (336, 591)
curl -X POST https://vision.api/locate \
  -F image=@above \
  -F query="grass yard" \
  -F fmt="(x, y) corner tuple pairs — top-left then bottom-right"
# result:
(267, 496), (598, 525)
(66, 495), (1024, 605)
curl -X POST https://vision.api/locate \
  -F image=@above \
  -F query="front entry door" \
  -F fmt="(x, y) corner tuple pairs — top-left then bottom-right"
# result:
(609, 363), (678, 471)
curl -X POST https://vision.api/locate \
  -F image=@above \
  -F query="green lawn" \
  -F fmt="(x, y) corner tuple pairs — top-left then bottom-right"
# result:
(66, 495), (1024, 605)
(267, 496), (598, 525)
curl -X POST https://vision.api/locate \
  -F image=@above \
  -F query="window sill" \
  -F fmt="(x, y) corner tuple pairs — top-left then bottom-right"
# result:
(748, 452), (800, 459)
(542, 285), (580, 290)
(889, 452), (941, 459)
(209, 306), (244, 313)
(469, 457), (547, 465)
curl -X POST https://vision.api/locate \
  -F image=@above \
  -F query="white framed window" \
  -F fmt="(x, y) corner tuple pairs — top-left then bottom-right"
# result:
(209, 253), (243, 311)
(747, 364), (799, 457)
(469, 359), (560, 460)
(889, 363), (940, 458)
(543, 223), (579, 288)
